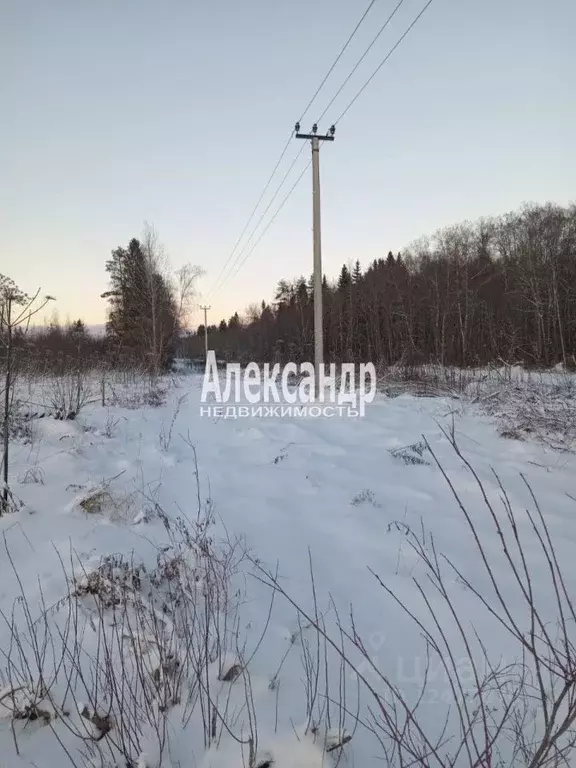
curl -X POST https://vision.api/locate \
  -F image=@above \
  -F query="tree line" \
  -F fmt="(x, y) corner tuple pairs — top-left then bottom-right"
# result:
(184, 202), (576, 368)
(2, 225), (203, 374)
(0, 228), (204, 511)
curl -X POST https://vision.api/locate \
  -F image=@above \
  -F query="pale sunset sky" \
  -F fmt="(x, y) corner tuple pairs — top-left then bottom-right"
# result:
(1, 0), (574, 329)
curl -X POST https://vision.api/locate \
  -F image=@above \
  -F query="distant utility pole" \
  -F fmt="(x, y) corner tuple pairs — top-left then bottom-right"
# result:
(295, 122), (335, 396)
(200, 305), (211, 362)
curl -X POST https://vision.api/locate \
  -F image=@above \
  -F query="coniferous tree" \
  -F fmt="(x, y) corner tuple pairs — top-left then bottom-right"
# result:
(103, 237), (178, 371)
(180, 203), (576, 369)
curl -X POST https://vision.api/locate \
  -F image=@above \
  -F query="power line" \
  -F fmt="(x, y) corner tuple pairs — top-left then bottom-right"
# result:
(206, 131), (293, 299)
(209, 143), (307, 298)
(213, 0), (436, 318)
(334, 0), (435, 125)
(216, 0), (436, 300)
(208, 0), (381, 301)
(224, 160), (312, 287)
(316, 0), (407, 125)
(298, 0), (381, 123)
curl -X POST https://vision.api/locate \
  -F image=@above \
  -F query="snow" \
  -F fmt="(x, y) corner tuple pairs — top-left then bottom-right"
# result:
(200, 732), (326, 768)
(1, 370), (576, 766)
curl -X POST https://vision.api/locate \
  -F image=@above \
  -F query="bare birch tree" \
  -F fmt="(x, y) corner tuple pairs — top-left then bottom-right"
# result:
(0, 276), (54, 513)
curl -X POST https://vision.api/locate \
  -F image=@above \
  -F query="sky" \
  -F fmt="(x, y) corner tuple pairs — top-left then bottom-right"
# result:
(1, 0), (575, 330)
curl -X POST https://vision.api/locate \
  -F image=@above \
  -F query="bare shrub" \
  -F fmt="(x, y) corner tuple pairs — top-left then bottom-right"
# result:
(4, 403), (38, 444)
(158, 394), (187, 451)
(0, 490), (277, 766)
(18, 464), (45, 485)
(256, 433), (576, 768)
(107, 375), (168, 410)
(481, 372), (576, 451)
(48, 371), (91, 420)
(376, 363), (481, 399)
(351, 489), (381, 507)
(389, 439), (430, 466)
(73, 478), (138, 525)
(379, 365), (576, 451)
(102, 410), (120, 438)
(142, 383), (167, 408)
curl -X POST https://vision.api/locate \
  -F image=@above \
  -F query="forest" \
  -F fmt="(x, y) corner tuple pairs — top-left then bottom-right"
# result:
(185, 202), (576, 368)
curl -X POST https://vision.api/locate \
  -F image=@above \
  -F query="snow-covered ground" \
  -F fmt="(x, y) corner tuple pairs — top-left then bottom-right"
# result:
(2, 371), (576, 767)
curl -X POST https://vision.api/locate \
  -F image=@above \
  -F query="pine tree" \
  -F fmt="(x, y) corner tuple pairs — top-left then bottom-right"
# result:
(103, 237), (178, 370)
(295, 277), (308, 306)
(274, 279), (292, 307)
(68, 319), (88, 341)
(337, 264), (351, 292)
(228, 312), (241, 329)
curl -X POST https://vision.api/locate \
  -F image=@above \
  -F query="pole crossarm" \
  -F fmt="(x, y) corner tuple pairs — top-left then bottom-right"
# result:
(295, 133), (335, 141)
(294, 122), (336, 142)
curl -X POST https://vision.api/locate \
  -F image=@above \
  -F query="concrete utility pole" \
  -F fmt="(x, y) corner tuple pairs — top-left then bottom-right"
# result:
(295, 122), (335, 396)
(200, 305), (211, 363)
